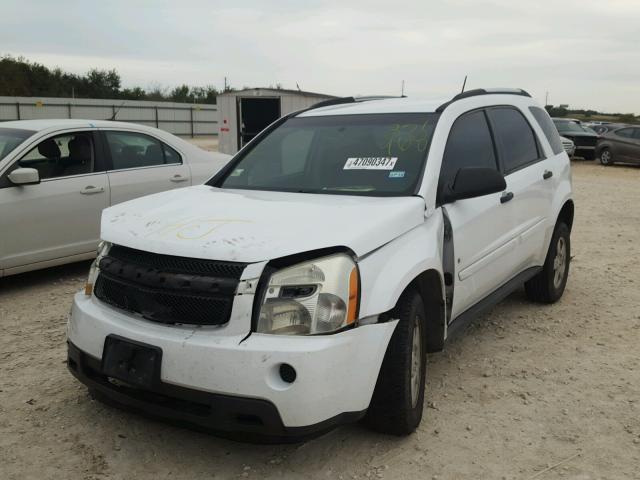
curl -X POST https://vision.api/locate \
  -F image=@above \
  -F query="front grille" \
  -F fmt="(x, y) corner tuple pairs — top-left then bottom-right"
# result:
(94, 245), (247, 325)
(107, 245), (246, 278)
(572, 136), (597, 148)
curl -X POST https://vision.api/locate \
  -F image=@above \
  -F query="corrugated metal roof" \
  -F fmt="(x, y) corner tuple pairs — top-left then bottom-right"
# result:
(218, 88), (336, 98)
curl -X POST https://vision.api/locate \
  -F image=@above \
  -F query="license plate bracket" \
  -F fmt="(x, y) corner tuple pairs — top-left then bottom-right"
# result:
(102, 335), (162, 389)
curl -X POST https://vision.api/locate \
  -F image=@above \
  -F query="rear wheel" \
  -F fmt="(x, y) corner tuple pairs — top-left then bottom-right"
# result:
(364, 288), (427, 435)
(599, 147), (614, 166)
(525, 222), (571, 303)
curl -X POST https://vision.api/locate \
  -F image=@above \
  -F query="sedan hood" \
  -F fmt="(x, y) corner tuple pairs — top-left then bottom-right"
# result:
(560, 132), (598, 138)
(101, 186), (426, 263)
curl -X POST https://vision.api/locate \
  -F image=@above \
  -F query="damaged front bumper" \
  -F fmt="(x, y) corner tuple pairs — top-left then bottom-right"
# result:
(67, 292), (397, 442)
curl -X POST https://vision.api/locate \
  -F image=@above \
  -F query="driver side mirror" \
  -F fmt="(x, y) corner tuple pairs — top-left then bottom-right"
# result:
(442, 167), (506, 204)
(8, 168), (41, 186)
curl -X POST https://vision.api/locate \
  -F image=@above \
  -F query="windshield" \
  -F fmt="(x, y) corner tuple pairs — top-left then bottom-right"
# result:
(0, 128), (34, 161)
(554, 121), (585, 134)
(214, 113), (439, 196)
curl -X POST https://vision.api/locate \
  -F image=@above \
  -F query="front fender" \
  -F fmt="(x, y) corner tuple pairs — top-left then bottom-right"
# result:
(358, 212), (444, 318)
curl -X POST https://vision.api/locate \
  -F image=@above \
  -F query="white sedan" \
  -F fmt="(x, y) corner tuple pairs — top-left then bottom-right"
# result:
(0, 119), (230, 277)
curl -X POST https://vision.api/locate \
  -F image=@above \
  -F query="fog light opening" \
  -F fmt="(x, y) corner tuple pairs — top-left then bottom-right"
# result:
(279, 363), (297, 384)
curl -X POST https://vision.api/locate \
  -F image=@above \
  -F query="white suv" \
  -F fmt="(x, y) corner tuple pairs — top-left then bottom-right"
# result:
(67, 88), (573, 441)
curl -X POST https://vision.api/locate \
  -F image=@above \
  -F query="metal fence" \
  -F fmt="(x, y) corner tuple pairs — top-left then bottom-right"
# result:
(0, 96), (218, 137)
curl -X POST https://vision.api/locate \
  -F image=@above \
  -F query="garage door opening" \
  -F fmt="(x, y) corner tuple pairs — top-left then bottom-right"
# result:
(238, 97), (281, 148)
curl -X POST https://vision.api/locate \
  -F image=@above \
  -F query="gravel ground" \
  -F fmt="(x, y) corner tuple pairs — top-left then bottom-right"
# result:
(1, 161), (639, 480)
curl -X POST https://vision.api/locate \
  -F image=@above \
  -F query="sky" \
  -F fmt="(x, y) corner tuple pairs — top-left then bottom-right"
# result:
(2, 0), (639, 113)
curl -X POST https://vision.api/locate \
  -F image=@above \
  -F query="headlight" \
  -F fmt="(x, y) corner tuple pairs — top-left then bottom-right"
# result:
(84, 241), (111, 295)
(256, 253), (359, 335)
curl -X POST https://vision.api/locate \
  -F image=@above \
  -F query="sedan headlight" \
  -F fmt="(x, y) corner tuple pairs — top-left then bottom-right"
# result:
(257, 253), (359, 335)
(84, 241), (111, 295)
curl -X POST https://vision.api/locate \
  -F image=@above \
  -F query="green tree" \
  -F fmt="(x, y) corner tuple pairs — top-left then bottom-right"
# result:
(0, 55), (220, 103)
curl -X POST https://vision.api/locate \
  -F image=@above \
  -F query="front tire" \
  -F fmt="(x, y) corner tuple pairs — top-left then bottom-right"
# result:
(525, 222), (571, 303)
(599, 147), (614, 166)
(364, 288), (427, 435)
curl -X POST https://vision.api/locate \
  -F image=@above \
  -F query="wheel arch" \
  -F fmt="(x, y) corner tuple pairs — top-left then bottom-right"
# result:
(379, 269), (446, 353)
(557, 199), (574, 232)
(412, 269), (446, 352)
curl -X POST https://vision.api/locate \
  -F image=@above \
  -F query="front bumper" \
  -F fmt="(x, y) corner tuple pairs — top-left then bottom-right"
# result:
(67, 293), (397, 439)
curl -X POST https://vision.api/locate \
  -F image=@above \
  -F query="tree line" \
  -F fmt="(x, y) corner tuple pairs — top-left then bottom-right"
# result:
(0, 56), (223, 104)
(545, 105), (637, 124)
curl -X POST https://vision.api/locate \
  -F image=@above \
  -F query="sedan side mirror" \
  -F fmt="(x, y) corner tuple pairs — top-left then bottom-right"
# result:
(8, 168), (40, 186)
(442, 167), (506, 203)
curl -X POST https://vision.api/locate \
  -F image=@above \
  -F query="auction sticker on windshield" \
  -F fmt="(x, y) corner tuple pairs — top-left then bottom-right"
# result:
(344, 157), (398, 170)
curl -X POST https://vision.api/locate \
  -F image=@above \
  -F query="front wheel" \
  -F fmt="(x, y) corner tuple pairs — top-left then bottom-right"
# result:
(525, 222), (571, 303)
(599, 147), (614, 166)
(364, 289), (427, 435)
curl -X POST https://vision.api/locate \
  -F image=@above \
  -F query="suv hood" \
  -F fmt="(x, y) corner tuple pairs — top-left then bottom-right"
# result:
(101, 185), (426, 263)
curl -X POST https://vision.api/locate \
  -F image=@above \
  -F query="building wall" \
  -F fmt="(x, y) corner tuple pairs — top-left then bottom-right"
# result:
(0, 96), (218, 137)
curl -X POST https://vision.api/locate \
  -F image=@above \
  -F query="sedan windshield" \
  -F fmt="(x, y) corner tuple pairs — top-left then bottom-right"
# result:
(0, 128), (34, 161)
(554, 121), (585, 134)
(214, 113), (439, 196)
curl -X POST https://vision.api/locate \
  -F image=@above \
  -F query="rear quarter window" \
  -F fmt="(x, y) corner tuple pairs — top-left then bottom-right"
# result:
(529, 107), (565, 155)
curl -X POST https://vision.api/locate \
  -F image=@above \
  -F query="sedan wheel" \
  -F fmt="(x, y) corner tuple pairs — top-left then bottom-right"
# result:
(600, 148), (613, 166)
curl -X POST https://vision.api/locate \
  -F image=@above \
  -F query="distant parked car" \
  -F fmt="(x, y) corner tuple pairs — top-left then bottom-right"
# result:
(560, 136), (575, 157)
(0, 119), (230, 277)
(596, 125), (640, 166)
(591, 123), (627, 136)
(583, 121), (610, 129)
(553, 118), (599, 160)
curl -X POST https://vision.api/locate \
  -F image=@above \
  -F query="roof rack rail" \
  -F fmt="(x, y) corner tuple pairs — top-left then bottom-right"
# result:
(436, 88), (531, 112)
(309, 96), (357, 110)
(307, 94), (404, 112)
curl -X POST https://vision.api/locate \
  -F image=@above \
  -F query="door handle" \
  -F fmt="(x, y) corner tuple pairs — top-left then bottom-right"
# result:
(80, 185), (105, 195)
(500, 191), (514, 204)
(170, 175), (188, 183)
(543, 170), (553, 180)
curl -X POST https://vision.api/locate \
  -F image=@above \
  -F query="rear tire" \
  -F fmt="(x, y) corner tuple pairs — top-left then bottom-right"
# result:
(583, 151), (595, 161)
(525, 222), (571, 303)
(599, 147), (614, 166)
(364, 288), (427, 435)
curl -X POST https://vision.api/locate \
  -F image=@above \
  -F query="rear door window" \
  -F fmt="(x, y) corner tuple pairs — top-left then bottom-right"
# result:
(529, 107), (564, 155)
(162, 143), (182, 164)
(105, 131), (177, 170)
(438, 110), (498, 197)
(488, 107), (541, 174)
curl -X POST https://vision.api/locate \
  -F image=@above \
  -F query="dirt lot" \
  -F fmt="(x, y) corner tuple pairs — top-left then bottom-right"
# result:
(1, 160), (639, 480)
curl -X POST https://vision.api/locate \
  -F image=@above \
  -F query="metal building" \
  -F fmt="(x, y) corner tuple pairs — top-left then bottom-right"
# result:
(217, 88), (335, 155)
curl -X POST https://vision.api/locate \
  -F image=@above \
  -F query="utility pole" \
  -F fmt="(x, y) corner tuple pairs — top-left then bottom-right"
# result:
(401, 80), (405, 97)
(545, 91), (549, 106)
(224, 76), (228, 92)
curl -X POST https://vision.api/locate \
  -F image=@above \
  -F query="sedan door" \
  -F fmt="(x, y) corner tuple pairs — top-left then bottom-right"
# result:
(630, 128), (640, 164)
(101, 129), (192, 206)
(0, 130), (109, 273)
(610, 128), (638, 163)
